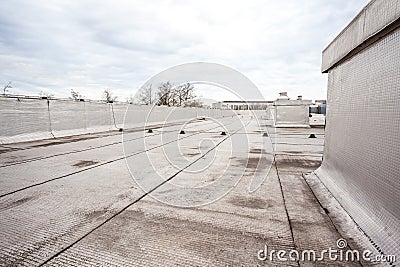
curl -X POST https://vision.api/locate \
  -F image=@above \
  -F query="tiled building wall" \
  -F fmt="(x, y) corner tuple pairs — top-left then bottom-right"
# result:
(316, 26), (400, 258)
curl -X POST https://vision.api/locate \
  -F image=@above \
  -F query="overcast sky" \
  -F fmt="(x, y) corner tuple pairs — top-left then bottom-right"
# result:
(0, 0), (369, 101)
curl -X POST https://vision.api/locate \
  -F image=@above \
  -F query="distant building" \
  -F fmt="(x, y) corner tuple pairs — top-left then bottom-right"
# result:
(310, 100), (326, 115)
(308, 100), (326, 127)
(211, 95), (325, 127)
(211, 102), (229, 109)
(211, 100), (272, 110)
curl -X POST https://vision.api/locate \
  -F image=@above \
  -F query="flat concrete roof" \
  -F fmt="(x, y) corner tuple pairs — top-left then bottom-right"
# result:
(0, 114), (381, 266)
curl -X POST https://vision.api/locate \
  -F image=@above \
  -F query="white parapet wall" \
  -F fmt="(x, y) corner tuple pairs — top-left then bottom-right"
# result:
(317, 0), (400, 259)
(309, 114), (325, 127)
(272, 93), (312, 128)
(0, 97), (54, 142)
(0, 97), (236, 144)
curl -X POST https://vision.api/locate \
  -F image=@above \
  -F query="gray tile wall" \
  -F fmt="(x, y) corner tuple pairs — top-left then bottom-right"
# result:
(316, 27), (400, 258)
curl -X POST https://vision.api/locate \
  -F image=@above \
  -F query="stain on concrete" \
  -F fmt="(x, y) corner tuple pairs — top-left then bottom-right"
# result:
(185, 152), (201, 157)
(86, 209), (277, 266)
(82, 209), (108, 221)
(236, 157), (261, 170)
(280, 151), (304, 154)
(0, 148), (12, 154)
(2, 196), (37, 210)
(249, 148), (267, 154)
(232, 157), (262, 176)
(228, 196), (270, 209)
(246, 157), (260, 170)
(30, 141), (65, 148)
(276, 158), (321, 169)
(1, 155), (26, 166)
(27, 131), (118, 149)
(72, 160), (99, 168)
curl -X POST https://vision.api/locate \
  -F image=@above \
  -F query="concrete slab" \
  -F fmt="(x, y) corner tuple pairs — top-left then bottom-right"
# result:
(0, 116), (382, 266)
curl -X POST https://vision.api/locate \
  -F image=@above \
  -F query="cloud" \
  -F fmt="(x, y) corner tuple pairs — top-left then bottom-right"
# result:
(0, 0), (370, 101)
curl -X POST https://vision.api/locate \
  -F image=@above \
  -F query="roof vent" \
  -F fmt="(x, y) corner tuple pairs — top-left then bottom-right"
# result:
(278, 92), (290, 100)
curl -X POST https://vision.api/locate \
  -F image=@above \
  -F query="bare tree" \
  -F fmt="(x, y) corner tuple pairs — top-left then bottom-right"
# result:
(155, 82), (201, 107)
(136, 84), (154, 105)
(156, 81), (173, 106)
(175, 83), (196, 107)
(70, 89), (82, 101)
(3, 81), (12, 95)
(103, 89), (117, 103)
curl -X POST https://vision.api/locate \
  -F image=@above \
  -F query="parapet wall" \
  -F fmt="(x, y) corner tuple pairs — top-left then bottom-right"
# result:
(0, 98), (234, 144)
(318, 1), (400, 259)
(322, 0), (400, 72)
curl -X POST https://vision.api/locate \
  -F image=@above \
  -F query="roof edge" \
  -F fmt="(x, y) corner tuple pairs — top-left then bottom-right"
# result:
(321, 0), (400, 73)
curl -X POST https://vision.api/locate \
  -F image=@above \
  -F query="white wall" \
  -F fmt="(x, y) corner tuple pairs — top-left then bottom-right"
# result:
(0, 99), (235, 144)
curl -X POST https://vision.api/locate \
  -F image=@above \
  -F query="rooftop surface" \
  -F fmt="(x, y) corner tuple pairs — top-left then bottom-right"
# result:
(0, 115), (380, 266)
